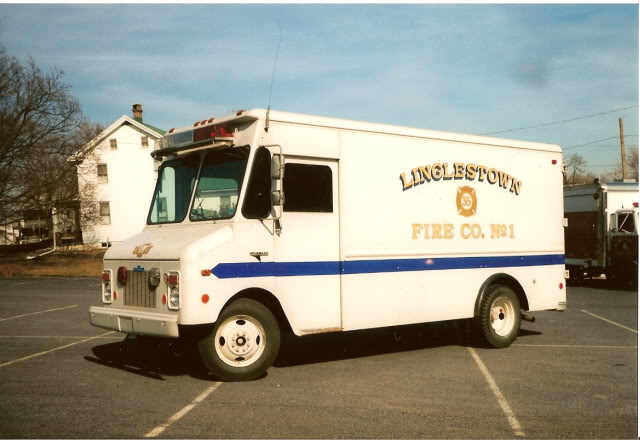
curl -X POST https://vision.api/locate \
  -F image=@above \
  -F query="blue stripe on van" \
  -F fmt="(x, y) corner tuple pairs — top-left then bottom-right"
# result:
(211, 254), (564, 279)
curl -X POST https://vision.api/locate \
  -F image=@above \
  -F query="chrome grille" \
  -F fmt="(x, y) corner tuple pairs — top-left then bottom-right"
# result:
(124, 270), (156, 308)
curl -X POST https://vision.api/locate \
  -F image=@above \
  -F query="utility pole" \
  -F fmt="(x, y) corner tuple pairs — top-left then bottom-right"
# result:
(619, 118), (627, 180)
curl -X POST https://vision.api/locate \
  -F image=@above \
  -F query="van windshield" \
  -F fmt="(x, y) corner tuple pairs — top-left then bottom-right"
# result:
(148, 146), (250, 224)
(190, 147), (249, 221)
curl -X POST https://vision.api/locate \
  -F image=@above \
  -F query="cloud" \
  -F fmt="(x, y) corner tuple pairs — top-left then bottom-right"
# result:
(0, 3), (636, 171)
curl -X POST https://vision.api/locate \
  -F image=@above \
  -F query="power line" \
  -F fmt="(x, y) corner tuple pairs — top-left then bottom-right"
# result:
(479, 105), (639, 136)
(563, 135), (638, 150)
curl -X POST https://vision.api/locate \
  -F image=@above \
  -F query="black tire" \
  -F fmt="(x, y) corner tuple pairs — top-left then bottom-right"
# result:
(198, 298), (280, 381)
(475, 285), (521, 348)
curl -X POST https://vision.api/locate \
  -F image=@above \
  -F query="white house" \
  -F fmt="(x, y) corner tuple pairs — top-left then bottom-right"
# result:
(71, 105), (165, 247)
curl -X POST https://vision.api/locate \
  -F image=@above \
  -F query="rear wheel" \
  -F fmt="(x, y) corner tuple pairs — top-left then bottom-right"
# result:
(475, 285), (521, 348)
(198, 298), (280, 381)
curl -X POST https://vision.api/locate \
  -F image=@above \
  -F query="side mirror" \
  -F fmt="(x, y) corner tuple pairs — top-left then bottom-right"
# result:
(241, 147), (272, 219)
(271, 153), (284, 206)
(271, 191), (284, 206)
(271, 155), (283, 179)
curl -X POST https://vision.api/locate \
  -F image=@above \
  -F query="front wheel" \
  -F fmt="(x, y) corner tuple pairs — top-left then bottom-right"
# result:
(475, 285), (521, 348)
(198, 298), (280, 381)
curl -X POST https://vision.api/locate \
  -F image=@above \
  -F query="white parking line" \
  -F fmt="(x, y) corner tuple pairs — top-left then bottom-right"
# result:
(581, 309), (638, 334)
(144, 382), (222, 438)
(0, 305), (78, 322)
(0, 331), (115, 368)
(514, 343), (636, 349)
(468, 347), (525, 437)
(0, 335), (121, 339)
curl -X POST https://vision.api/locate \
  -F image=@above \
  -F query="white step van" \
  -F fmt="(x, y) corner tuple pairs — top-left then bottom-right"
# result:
(89, 109), (567, 381)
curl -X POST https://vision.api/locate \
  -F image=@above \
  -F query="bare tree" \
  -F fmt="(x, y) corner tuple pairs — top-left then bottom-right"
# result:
(0, 46), (84, 222)
(564, 153), (592, 185)
(66, 121), (106, 229)
(627, 148), (639, 181)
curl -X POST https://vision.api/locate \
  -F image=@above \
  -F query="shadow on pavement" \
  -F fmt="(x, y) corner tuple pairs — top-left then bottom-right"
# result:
(86, 335), (212, 381)
(86, 319), (546, 380)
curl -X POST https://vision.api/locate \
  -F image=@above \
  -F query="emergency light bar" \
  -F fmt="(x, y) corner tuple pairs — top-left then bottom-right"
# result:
(152, 124), (235, 159)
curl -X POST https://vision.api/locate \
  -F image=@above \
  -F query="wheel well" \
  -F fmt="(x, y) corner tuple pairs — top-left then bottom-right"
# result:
(475, 274), (529, 316)
(222, 288), (293, 334)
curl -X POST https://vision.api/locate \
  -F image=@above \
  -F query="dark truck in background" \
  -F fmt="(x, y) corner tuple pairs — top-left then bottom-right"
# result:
(564, 181), (638, 287)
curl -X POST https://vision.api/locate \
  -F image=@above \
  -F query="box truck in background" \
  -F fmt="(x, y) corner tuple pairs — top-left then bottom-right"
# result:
(564, 181), (638, 286)
(89, 109), (566, 381)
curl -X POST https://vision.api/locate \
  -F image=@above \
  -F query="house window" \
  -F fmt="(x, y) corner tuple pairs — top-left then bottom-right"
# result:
(97, 164), (108, 184)
(99, 202), (111, 225)
(110, 139), (117, 150)
(141, 136), (149, 147)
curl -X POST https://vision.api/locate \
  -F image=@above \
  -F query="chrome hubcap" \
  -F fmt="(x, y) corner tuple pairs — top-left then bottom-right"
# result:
(215, 315), (266, 367)
(490, 297), (516, 336)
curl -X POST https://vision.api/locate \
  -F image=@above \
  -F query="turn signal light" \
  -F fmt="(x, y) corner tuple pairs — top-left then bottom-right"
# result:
(117, 266), (128, 285)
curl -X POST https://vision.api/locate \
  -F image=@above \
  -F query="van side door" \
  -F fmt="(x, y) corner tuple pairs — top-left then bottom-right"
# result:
(274, 157), (341, 334)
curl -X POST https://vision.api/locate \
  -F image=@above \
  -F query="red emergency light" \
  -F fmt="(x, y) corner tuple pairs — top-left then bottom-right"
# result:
(193, 125), (234, 143)
(634, 202), (639, 208)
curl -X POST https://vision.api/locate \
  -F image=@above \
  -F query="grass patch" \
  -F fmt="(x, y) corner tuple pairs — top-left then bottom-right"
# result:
(0, 247), (105, 278)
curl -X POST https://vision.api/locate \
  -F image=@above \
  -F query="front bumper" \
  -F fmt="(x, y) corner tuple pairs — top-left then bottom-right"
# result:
(89, 306), (179, 338)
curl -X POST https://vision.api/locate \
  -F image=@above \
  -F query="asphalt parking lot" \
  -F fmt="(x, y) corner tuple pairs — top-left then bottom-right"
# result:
(0, 277), (636, 439)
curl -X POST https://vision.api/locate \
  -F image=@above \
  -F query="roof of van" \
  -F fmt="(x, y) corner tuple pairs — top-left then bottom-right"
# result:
(564, 181), (639, 195)
(242, 108), (562, 153)
(168, 108), (562, 153)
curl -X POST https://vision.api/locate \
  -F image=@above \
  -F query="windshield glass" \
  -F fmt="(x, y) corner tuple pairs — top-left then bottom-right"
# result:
(190, 146), (250, 221)
(148, 155), (200, 224)
(147, 146), (250, 224)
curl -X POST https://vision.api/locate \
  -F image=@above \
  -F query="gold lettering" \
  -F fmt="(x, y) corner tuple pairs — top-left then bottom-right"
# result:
(412, 168), (422, 185)
(443, 163), (454, 180)
(400, 163), (521, 195)
(432, 224), (443, 239)
(432, 163), (444, 180)
(400, 172), (414, 190)
(477, 165), (488, 181)
(454, 163), (465, 179)
(466, 163), (477, 180)
(443, 224), (454, 239)
(412, 224), (423, 239)
(510, 179), (522, 195)
(487, 168), (498, 184)
(418, 165), (432, 182)
(498, 171), (511, 189)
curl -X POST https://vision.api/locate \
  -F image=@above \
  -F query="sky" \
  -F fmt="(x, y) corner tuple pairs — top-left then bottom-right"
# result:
(0, 3), (638, 176)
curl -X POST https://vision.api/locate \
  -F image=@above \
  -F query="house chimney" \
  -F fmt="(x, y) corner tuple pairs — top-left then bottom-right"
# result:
(132, 104), (143, 122)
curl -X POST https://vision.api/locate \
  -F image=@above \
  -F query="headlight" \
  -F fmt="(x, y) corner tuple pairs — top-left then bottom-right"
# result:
(148, 267), (161, 289)
(103, 282), (112, 303)
(169, 287), (180, 308)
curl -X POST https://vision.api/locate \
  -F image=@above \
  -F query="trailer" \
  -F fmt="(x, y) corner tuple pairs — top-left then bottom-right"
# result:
(89, 109), (566, 381)
(564, 181), (638, 286)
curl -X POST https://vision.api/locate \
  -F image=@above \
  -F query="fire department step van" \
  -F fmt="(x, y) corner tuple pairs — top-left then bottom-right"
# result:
(89, 109), (567, 381)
